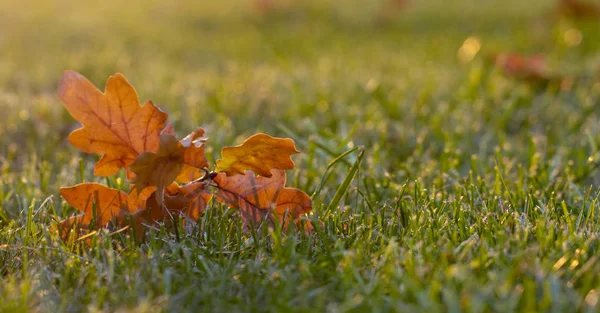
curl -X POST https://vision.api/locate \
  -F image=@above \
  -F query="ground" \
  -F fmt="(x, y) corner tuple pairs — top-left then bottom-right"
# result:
(1, 0), (600, 312)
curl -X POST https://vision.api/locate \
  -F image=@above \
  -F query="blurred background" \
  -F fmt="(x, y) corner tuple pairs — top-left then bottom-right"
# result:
(1, 0), (600, 218)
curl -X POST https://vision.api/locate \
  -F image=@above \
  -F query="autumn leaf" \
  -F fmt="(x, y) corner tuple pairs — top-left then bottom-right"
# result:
(213, 170), (312, 227)
(180, 182), (213, 219)
(177, 128), (209, 183)
(161, 123), (176, 136)
(216, 133), (299, 177)
(59, 183), (133, 230)
(135, 182), (212, 220)
(128, 181), (212, 239)
(60, 181), (212, 241)
(57, 71), (316, 241)
(557, 0), (600, 19)
(57, 214), (89, 240)
(130, 129), (209, 201)
(58, 71), (168, 178)
(130, 134), (185, 202)
(490, 52), (551, 83)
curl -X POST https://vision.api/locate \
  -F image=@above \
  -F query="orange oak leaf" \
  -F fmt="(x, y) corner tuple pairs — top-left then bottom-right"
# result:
(127, 185), (158, 210)
(212, 170), (312, 227)
(59, 183), (133, 230)
(161, 123), (176, 136)
(130, 134), (185, 201)
(136, 182), (212, 220)
(130, 130), (209, 200)
(128, 181), (212, 239)
(128, 181), (211, 221)
(60, 181), (211, 241)
(177, 128), (209, 183)
(215, 133), (299, 177)
(58, 71), (168, 178)
(57, 214), (89, 240)
(177, 182), (213, 219)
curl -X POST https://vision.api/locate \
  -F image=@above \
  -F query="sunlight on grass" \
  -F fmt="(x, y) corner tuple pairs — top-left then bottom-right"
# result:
(1, 0), (600, 312)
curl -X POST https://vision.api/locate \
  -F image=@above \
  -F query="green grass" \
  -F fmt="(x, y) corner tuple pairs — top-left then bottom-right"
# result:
(2, 0), (600, 311)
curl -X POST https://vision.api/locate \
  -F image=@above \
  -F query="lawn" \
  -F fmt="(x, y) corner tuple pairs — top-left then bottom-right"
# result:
(1, 0), (600, 312)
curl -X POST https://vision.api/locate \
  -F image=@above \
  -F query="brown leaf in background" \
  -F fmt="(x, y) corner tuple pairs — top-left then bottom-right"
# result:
(491, 52), (552, 84)
(58, 71), (168, 178)
(557, 0), (600, 19)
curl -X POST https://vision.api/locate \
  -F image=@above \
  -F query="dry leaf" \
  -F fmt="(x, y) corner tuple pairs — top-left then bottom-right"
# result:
(58, 71), (168, 178)
(129, 181), (212, 239)
(128, 181), (211, 221)
(161, 123), (176, 136)
(213, 170), (312, 227)
(59, 183), (132, 230)
(558, 0), (600, 18)
(164, 181), (212, 220)
(490, 52), (552, 84)
(176, 128), (209, 183)
(127, 185), (159, 210)
(376, 0), (410, 22)
(216, 133), (299, 177)
(130, 134), (185, 202)
(252, 0), (295, 15)
(60, 181), (211, 241)
(57, 71), (316, 241)
(56, 214), (89, 240)
(130, 129), (209, 202)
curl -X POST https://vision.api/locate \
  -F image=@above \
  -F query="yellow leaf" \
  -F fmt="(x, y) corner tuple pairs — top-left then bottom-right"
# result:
(216, 133), (299, 177)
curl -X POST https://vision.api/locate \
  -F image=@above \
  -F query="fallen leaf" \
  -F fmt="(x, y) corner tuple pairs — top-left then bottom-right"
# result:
(130, 134), (185, 202)
(59, 183), (132, 230)
(58, 71), (168, 178)
(57, 214), (89, 241)
(213, 170), (312, 227)
(216, 133), (299, 177)
(161, 123), (176, 136)
(557, 0), (600, 19)
(130, 130), (209, 201)
(252, 0), (295, 15)
(489, 52), (553, 84)
(181, 181), (213, 219)
(128, 181), (210, 220)
(177, 128), (209, 183)
(161, 181), (212, 220)
(57, 72), (317, 240)
(60, 181), (211, 241)
(127, 185), (158, 210)
(129, 181), (212, 239)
